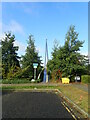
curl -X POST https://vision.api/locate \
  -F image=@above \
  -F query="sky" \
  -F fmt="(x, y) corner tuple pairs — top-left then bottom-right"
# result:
(1, 2), (88, 64)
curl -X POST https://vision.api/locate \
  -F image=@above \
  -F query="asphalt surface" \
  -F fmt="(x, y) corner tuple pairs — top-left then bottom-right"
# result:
(2, 91), (74, 119)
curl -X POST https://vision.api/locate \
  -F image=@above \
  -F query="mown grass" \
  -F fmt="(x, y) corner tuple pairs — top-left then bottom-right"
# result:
(1, 84), (89, 114)
(58, 85), (88, 113)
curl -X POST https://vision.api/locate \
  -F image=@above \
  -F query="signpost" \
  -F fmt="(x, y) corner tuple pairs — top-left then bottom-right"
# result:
(33, 63), (38, 80)
(75, 76), (80, 82)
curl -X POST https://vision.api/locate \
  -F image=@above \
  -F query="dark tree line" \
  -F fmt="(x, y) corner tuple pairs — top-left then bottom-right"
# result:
(0, 25), (89, 81)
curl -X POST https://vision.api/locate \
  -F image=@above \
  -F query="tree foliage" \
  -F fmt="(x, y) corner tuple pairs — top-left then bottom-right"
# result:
(20, 35), (42, 79)
(47, 25), (88, 81)
(1, 32), (20, 78)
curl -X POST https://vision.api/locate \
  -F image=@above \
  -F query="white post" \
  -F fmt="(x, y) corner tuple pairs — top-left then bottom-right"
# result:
(46, 75), (48, 83)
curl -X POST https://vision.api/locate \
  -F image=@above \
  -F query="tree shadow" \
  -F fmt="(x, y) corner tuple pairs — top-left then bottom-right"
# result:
(2, 90), (15, 96)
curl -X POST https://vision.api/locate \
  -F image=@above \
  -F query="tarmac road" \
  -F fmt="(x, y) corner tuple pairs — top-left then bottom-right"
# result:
(2, 91), (74, 119)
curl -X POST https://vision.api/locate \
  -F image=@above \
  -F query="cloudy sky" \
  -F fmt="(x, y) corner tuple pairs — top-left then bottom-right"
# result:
(1, 2), (88, 64)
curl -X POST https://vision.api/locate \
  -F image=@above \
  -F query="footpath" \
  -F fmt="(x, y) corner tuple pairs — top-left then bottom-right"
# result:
(71, 83), (89, 93)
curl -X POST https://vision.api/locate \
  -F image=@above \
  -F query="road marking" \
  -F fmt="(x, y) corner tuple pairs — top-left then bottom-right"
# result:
(71, 114), (77, 120)
(61, 101), (77, 120)
(65, 106), (70, 113)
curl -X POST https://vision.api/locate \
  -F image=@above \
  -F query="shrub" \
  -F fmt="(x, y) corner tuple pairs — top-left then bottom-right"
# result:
(70, 75), (75, 82)
(13, 66), (33, 80)
(34, 79), (41, 83)
(7, 66), (20, 79)
(81, 75), (90, 83)
(2, 78), (42, 84)
(2, 78), (32, 84)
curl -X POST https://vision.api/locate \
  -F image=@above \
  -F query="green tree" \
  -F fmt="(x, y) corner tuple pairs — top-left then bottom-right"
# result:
(47, 25), (88, 81)
(20, 35), (42, 79)
(63, 25), (87, 78)
(0, 46), (2, 79)
(47, 40), (59, 71)
(0, 32), (20, 78)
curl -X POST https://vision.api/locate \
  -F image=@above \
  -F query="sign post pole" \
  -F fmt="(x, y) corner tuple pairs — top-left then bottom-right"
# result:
(33, 63), (38, 80)
(34, 68), (36, 80)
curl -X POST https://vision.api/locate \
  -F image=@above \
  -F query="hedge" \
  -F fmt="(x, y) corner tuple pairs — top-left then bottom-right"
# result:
(81, 75), (90, 83)
(2, 78), (41, 84)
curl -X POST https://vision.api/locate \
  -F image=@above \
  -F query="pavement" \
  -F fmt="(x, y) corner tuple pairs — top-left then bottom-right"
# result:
(2, 91), (74, 119)
(1, 82), (61, 86)
(71, 83), (89, 93)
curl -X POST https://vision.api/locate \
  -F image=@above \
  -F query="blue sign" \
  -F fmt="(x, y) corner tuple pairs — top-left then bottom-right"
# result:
(33, 63), (38, 68)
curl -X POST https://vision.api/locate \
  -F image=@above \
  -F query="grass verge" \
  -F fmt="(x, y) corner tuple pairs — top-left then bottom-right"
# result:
(58, 85), (88, 113)
(1, 85), (57, 90)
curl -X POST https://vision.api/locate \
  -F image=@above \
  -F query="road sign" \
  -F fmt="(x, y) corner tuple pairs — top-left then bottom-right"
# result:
(33, 63), (38, 68)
